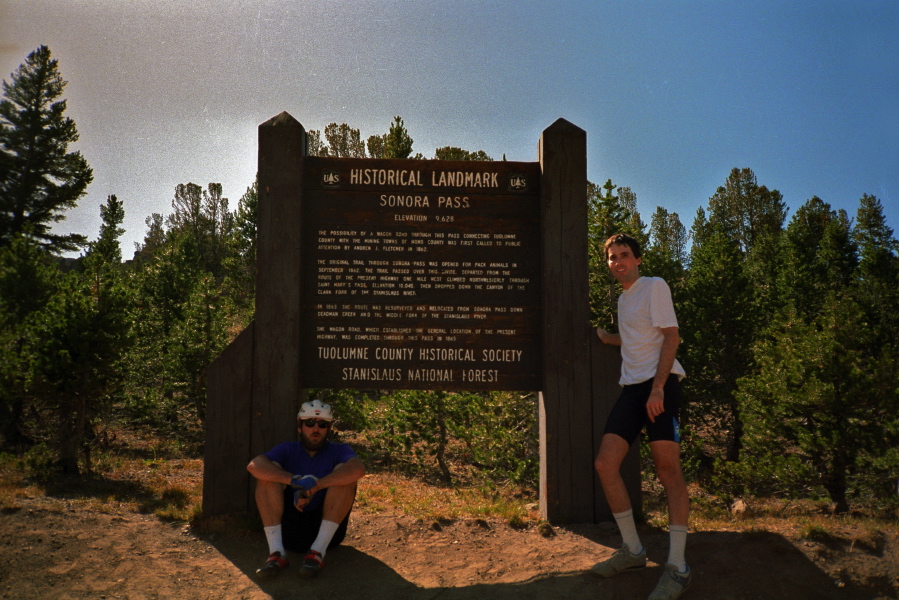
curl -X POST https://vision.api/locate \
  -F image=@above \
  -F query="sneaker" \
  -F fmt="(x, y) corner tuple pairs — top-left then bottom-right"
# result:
(299, 550), (324, 578)
(255, 551), (289, 579)
(590, 545), (648, 578)
(648, 564), (692, 599)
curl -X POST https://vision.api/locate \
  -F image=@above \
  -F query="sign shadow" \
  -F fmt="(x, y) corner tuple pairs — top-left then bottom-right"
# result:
(205, 522), (877, 600)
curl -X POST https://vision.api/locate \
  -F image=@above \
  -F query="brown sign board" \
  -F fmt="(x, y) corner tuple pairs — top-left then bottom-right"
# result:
(299, 156), (542, 391)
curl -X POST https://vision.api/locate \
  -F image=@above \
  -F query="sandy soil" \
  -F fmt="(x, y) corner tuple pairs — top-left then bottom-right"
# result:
(1, 492), (897, 600)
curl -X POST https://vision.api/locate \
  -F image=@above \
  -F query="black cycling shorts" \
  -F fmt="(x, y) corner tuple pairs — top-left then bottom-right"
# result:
(280, 487), (351, 553)
(603, 374), (682, 445)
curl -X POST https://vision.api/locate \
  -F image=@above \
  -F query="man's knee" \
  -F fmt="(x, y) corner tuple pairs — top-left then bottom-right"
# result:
(595, 435), (629, 479)
(324, 481), (357, 504)
(321, 482), (357, 518)
(254, 478), (286, 502)
(651, 445), (685, 488)
(657, 461), (685, 486)
(594, 453), (617, 478)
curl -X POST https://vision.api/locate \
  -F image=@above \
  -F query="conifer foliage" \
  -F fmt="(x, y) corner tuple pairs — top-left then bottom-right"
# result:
(0, 46), (93, 253)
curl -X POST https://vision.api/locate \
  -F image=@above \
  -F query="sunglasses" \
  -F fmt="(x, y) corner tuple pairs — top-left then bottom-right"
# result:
(302, 419), (332, 429)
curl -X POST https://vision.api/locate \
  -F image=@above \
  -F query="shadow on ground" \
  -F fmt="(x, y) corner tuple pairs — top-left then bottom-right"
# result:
(206, 521), (874, 600)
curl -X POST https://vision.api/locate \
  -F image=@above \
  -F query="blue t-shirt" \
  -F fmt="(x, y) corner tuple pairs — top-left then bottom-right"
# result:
(265, 441), (358, 511)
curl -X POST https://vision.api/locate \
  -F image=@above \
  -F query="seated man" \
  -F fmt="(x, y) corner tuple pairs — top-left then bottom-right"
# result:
(247, 399), (365, 579)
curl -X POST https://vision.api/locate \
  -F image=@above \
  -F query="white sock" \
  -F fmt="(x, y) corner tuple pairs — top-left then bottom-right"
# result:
(309, 519), (341, 558)
(668, 525), (689, 572)
(613, 510), (643, 554)
(264, 524), (285, 556)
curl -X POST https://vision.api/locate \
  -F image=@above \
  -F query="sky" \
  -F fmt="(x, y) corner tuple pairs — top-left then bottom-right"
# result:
(1, 0), (897, 258)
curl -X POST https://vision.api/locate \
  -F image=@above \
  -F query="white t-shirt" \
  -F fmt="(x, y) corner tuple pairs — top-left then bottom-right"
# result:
(617, 276), (686, 385)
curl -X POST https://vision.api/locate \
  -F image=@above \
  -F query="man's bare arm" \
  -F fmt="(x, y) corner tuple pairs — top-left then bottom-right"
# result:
(596, 326), (622, 346)
(646, 326), (680, 422)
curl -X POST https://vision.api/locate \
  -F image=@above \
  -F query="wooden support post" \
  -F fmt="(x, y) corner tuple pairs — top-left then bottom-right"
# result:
(253, 112), (307, 460)
(590, 339), (642, 521)
(538, 118), (593, 523)
(202, 323), (255, 516)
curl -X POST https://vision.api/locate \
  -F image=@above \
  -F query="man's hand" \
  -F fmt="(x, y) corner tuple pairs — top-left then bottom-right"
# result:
(293, 488), (312, 510)
(595, 327), (622, 346)
(290, 474), (319, 496)
(290, 474), (319, 510)
(646, 388), (665, 423)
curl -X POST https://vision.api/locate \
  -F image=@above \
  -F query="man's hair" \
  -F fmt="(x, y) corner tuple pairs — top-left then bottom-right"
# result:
(604, 233), (642, 260)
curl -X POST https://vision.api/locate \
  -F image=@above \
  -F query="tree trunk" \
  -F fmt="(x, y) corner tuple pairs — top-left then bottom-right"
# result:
(0, 397), (29, 449)
(56, 394), (88, 475)
(824, 454), (850, 514)
(434, 393), (452, 483)
(726, 409), (744, 463)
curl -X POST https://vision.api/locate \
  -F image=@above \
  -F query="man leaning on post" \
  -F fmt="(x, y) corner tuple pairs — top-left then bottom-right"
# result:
(592, 233), (692, 600)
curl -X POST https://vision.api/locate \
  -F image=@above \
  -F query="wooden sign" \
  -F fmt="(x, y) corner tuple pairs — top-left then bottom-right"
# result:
(299, 156), (542, 391)
(205, 115), (627, 525)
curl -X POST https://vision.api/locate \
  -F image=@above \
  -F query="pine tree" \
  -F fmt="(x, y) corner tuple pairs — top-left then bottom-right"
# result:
(365, 133), (385, 159)
(0, 46), (93, 253)
(680, 168), (787, 465)
(855, 194), (898, 278)
(434, 146), (493, 161)
(227, 180), (257, 310)
(306, 129), (326, 157)
(166, 182), (232, 277)
(778, 197), (858, 319)
(128, 231), (197, 418)
(680, 225), (754, 460)
(728, 193), (899, 510)
(853, 194), (899, 345)
(22, 196), (132, 473)
(322, 123), (367, 157)
(85, 195), (125, 265)
(706, 168), (786, 255)
(0, 233), (60, 447)
(132, 213), (166, 263)
(168, 275), (229, 424)
(28, 268), (131, 473)
(367, 116), (415, 159)
(736, 293), (896, 512)
(644, 206), (687, 291)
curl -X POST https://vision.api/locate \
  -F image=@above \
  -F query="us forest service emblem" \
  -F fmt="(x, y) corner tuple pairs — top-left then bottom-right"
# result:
(509, 174), (528, 192)
(322, 170), (340, 187)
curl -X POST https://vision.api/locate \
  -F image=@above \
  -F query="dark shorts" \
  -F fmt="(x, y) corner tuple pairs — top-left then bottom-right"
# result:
(603, 374), (682, 445)
(280, 487), (351, 553)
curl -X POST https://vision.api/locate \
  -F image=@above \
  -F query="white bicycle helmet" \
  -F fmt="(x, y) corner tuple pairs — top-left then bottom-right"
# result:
(297, 399), (334, 421)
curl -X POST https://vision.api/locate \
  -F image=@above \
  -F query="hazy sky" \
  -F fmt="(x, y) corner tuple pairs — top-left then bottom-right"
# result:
(2, 0), (897, 257)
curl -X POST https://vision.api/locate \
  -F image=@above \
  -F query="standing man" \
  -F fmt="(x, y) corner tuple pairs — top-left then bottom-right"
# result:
(247, 399), (365, 580)
(592, 233), (691, 600)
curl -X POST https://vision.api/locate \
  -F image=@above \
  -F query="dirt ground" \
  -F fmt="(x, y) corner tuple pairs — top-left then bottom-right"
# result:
(1, 492), (897, 600)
